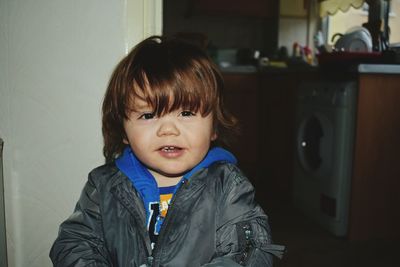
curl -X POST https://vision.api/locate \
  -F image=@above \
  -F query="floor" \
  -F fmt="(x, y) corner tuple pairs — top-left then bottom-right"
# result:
(264, 202), (400, 267)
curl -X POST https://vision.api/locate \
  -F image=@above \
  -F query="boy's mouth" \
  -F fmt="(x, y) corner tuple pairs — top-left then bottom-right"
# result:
(158, 146), (184, 158)
(160, 146), (182, 152)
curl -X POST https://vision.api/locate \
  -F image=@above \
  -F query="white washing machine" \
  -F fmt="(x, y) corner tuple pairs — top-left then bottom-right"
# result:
(293, 81), (357, 237)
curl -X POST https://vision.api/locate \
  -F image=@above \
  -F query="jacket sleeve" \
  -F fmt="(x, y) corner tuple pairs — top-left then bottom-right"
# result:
(203, 167), (285, 267)
(49, 174), (111, 267)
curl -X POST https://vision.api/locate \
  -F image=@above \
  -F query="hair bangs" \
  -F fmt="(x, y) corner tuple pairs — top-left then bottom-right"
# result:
(127, 57), (218, 118)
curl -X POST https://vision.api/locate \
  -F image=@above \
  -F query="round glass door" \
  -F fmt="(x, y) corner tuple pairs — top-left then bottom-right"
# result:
(297, 114), (333, 174)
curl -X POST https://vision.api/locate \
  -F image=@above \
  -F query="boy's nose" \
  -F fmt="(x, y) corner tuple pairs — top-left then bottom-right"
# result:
(156, 118), (180, 137)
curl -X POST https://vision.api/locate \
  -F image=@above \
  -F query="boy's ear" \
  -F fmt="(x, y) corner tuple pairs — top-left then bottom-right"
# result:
(211, 131), (217, 141)
(122, 133), (129, 145)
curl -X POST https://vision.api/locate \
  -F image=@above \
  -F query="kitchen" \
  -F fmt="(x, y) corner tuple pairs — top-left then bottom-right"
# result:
(0, 0), (399, 266)
(164, 0), (400, 266)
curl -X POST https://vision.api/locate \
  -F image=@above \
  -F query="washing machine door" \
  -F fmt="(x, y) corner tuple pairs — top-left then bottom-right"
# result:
(297, 113), (333, 175)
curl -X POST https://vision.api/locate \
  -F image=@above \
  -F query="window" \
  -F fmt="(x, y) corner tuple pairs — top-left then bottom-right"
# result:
(325, 0), (400, 45)
(326, 4), (369, 45)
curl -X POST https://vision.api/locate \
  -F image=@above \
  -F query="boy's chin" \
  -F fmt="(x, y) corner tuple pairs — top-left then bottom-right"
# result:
(157, 169), (187, 178)
(148, 167), (188, 179)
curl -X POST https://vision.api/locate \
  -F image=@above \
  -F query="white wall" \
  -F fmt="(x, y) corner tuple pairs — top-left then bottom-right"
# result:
(278, 17), (308, 51)
(0, 0), (161, 266)
(278, 0), (319, 56)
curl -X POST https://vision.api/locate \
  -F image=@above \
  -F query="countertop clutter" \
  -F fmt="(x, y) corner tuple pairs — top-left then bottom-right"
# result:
(215, 44), (400, 74)
(215, 43), (400, 75)
(216, 48), (400, 74)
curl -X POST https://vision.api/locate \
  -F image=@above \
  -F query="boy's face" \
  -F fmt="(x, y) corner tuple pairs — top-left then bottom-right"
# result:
(123, 98), (217, 185)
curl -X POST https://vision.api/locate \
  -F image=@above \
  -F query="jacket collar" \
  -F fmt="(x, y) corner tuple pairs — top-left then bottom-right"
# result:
(114, 146), (236, 196)
(112, 146), (236, 226)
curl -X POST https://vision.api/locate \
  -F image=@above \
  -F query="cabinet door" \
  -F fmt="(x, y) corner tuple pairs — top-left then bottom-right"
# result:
(259, 71), (316, 204)
(259, 72), (297, 202)
(222, 73), (261, 183)
(193, 0), (278, 18)
(349, 74), (400, 241)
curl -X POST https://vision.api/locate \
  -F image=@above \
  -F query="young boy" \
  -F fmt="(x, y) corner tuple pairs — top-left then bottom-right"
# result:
(50, 36), (284, 266)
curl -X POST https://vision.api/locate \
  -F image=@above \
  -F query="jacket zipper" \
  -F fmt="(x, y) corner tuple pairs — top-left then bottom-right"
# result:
(150, 179), (188, 265)
(111, 181), (153, 264)
(123, 185), (153, 260)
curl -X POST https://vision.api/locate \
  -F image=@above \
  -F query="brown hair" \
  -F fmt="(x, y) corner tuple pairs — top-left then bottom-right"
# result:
(102, 36), (238, 162)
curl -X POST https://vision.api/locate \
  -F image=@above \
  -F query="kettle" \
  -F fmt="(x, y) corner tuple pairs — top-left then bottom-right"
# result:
(332, 26), (373, 52)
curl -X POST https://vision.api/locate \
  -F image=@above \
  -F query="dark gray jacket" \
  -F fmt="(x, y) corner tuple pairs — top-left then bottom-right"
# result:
(50, 162), (283, 266)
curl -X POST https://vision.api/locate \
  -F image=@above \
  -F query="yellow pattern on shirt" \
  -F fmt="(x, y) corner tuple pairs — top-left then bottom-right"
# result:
(159, 193), (173, 218)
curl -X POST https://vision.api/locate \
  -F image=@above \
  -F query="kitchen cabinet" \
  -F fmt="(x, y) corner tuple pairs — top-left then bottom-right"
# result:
(348, 72), (400, 240)
(193, 0), (278, 18)
(258, 70), (316, 205)
(222, 73), (262, 186)
(280, 0), (308, 18)
(222, 70), (316, 207)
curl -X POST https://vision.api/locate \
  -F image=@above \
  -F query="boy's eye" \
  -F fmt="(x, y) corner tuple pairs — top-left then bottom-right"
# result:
(138, 112), (155, 120)
(180, 111), (196, 117)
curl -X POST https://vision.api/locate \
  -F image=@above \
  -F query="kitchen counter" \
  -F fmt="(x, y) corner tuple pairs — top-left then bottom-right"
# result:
(219, 65), (258, 73)
(220, 65), (317, 74)
(357, 64), (400, 74)
(220, 63), (400, 74)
